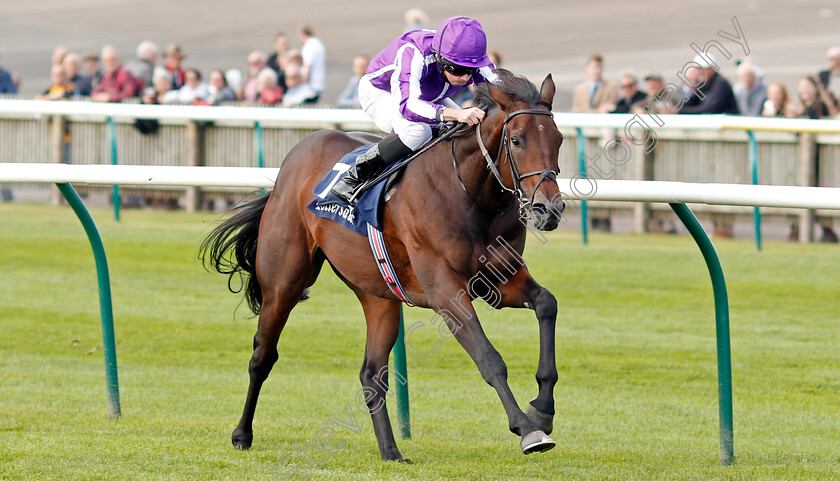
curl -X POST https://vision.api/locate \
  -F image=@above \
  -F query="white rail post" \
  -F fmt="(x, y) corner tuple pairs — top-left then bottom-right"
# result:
(798, 133), (817, 243)
(50, 114), (67, 206)
(633, 142), (654, 233)
(185, 121), (203, 213)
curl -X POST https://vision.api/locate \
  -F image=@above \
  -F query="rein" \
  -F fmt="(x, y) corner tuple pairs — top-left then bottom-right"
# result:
(451, 140), (515, 213)
(455, 108), (556, 215)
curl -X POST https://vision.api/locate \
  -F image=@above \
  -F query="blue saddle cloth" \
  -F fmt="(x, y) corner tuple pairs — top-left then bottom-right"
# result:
(306, 145), (389, 236)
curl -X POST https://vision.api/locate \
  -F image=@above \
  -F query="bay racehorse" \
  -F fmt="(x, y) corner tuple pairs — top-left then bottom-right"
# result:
(201, 69), (565, 461)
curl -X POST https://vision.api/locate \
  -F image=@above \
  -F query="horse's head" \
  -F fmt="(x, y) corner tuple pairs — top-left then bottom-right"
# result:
(478, 70), (565, 231)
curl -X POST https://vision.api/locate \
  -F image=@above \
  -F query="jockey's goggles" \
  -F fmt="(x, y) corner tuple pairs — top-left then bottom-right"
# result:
(439, 58), (477, 77)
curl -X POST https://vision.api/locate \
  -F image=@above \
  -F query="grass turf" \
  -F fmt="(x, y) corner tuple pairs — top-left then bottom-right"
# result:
(0, 202), (838, 480)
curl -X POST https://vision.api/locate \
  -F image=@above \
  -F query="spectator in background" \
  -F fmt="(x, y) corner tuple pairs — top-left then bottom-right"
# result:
(818, 46), (840, 105)
(92, 46), (137, 102)
(298, 24), (326, 103)
(164, 43), (187, 90)
(63, 53), (92, 96)
(336, 55), (369, 108)
(797, 75), (837, 119)
(125, 40), (158, 89)
(571, 54), (618, 231)
(282, 62), (317, 106)
(572, 54), (618, 113)
(52, 46), (69, 66)
(635, 73), (673, 114)
(611, 72), (647, 113)
(282, 49), (303, 70)
(403, 8), (429, 33)
(162, 68), (209, 104)
(243, 50), (269, 103)
(800, 71), (839, 243)
(256, 68), (283, 106)
(488, 50), (502, 68)
(733, 62), (767, 116)
(0, 52), (17, 94)
(35, 64), (74, 100)
(82, 52), (102, 91)
(206, 69), (238, 105)
(267, 32), (288, 90)
(679, 54), (738, 114)
(152, 67), (173, 103)
(225, 69), (243, 99)
(134, 87), (161, 135)
(761, 82), (794, 117)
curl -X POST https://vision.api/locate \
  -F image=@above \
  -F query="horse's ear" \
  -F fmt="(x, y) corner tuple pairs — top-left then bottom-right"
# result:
(488, 82), (515, 112)
(539, 74), (556, 111)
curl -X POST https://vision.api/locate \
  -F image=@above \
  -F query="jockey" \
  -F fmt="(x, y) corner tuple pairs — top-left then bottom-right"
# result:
(331, 16), (498, 204)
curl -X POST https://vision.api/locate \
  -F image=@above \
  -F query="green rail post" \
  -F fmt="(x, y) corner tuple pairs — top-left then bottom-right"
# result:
(575, 127), (589, 245)
(669, 203), (733, 466)
(107, 117), (120, 222)
(747, 131), (761, 251)
(56, 183), (121, 419)
(255, 121), (264, 169)
(255, 122), (265, 194)
(393, 306), (411, 439)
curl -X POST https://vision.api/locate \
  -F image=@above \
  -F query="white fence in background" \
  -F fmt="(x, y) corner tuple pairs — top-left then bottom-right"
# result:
(2, 99), (840, 242)
(2, 163), (840, 210)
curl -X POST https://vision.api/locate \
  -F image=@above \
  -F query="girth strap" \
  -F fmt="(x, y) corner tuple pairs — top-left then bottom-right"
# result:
(367, 223), (414, 306)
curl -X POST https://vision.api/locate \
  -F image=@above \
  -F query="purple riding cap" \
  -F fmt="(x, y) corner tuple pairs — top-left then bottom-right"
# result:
(364, 16), (497, 124)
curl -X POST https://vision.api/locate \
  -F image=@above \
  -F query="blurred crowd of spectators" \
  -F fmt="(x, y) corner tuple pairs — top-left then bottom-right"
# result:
(2, 13), (840, 121)
(0, 23), (354, 110)
(1, 11), (838, 240)
(569, 48), (840, 120)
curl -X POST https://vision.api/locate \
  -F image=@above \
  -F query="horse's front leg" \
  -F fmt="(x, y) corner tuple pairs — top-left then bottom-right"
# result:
(495, 269), (558, 435)
(423, 266), (555, 454)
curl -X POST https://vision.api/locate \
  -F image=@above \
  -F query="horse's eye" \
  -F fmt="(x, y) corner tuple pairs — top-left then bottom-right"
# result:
(511, 137), (521, 147)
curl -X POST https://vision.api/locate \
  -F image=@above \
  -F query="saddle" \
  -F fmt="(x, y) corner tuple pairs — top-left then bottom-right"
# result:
(306, 123), (459, 236)
(306, 143), (416, 305)
(306, 144), (400, 236)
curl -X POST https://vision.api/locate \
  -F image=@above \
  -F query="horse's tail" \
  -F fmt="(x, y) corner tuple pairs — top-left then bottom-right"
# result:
(200, 193), (269, 315)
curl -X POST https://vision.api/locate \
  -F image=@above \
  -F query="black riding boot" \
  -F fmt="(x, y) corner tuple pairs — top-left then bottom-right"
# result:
(331, 134), (414, 204)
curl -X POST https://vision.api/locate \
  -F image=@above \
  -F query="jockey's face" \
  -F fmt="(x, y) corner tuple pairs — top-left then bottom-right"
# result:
(443, 70), (472, 86)
(438, 55), (476, 86)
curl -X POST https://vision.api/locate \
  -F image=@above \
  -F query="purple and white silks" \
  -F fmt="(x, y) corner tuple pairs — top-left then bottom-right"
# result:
(363, 30), (497, 124)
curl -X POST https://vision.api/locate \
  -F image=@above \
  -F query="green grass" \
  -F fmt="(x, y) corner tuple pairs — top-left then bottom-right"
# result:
(1, 202), (838, 480)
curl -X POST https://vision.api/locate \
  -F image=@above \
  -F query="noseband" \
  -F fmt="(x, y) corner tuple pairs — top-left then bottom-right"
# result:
(470, 108), (557, 214)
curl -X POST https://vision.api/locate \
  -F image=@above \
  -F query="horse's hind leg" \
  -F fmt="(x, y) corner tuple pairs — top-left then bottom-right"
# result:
(231, 237), (320, 450)
(354, 291), (408, 462)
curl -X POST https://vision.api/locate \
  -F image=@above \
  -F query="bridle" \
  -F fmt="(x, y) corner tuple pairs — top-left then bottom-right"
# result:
(453, 107), (557, 215)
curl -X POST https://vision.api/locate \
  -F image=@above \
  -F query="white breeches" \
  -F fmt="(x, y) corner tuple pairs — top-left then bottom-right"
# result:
(358, 76), (432, 151)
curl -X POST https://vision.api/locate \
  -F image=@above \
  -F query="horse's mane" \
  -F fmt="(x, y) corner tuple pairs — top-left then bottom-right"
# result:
(473, 69), (540, 113)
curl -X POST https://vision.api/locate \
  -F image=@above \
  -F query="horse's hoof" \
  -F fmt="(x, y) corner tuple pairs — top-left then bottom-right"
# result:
(520, 430), (555, 455)
(232, 429), (253, 450)
(525, 404), (554, 435)
(382, 451), (410, 463)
